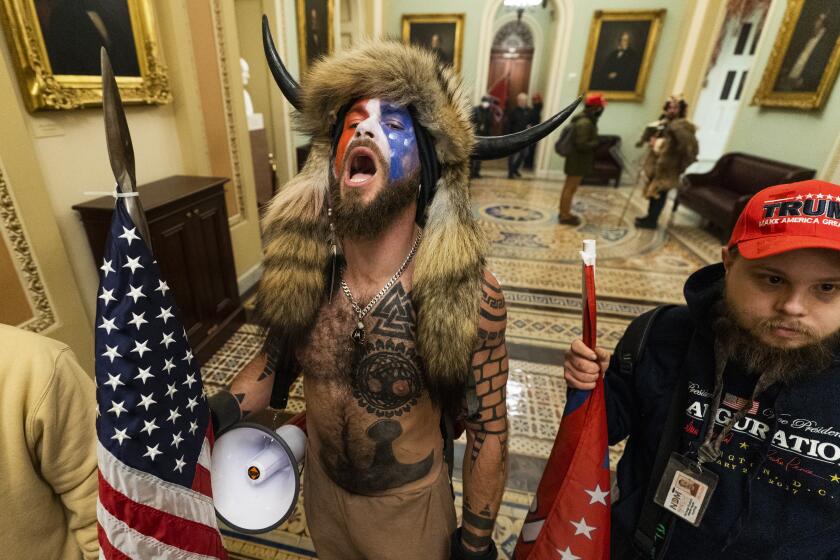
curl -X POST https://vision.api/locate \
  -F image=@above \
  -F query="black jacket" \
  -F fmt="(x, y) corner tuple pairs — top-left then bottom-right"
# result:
(504, 107), (531, 134)
(607, 263), (840, 559)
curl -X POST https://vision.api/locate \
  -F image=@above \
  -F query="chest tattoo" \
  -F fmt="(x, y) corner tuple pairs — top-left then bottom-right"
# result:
(352, 338), (423, 417)
(321, 418), (434, 493)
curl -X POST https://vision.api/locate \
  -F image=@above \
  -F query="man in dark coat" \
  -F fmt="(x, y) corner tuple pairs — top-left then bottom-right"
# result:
(558, 93), (605, 225)
(523, 93), (543, 170)
(470, 96), (495, 179)
(565, 180), (840, 559)
(505, 92), (532, 179)
(591, 31), (641, 92)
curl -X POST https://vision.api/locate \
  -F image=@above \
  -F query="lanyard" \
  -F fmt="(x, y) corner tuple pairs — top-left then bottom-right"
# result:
(693, 338), (774, 466)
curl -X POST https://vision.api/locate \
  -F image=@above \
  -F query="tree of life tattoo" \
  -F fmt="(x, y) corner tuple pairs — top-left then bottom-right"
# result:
(352, 338), (424, 417)
(351, 283), (425, 417)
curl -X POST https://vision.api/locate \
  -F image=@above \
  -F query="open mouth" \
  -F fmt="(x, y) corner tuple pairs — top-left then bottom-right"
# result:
(344, 147), (379, 187)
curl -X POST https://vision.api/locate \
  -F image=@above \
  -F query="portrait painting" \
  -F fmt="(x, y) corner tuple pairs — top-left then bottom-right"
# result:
(402, 14), (464, 73)
(0, 0), (171, 111)
(35, 0), (139, 77)
(296, 0), (333, 71)
(753, 0), (840, 109)
(579, 10), (666, 102)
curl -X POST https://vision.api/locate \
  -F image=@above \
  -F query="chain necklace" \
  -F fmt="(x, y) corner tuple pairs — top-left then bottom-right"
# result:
(340, 230), (422, 346)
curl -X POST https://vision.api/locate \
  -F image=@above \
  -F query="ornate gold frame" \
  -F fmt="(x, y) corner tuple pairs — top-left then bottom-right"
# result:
(0, 0), (171, 111)
(296, 0), (334, 72)
(401, 13), (465, 73)
(579, 9), (666, 102)
(752, 0), (840, 110)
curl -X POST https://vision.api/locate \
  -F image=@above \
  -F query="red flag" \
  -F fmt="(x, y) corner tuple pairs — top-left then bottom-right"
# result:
(514, 240), (610, 560)
(487, 75), (509, 124)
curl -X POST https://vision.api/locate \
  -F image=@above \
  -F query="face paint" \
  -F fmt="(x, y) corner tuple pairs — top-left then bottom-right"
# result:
(334, 98), (420, 186)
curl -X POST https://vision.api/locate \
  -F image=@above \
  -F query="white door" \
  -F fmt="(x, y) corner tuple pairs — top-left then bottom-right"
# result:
(689, 9), (767, 173)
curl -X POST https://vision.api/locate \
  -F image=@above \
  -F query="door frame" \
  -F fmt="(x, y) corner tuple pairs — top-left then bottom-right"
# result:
(476, 0), (573, 175)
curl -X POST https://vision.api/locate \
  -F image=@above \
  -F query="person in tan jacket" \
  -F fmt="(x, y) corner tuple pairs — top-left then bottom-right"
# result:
(0, 324), (98, 559)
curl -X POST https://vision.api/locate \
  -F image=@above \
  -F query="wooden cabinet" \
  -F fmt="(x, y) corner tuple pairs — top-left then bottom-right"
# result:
(73, 175), (245, 365)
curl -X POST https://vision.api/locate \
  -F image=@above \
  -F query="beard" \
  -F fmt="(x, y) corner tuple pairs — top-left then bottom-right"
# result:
(712, 293), (840, 386)
(330, 139), (419, 239)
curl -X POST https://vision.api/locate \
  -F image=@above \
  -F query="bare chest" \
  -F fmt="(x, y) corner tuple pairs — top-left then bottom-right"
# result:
(296, 281), (441, 493)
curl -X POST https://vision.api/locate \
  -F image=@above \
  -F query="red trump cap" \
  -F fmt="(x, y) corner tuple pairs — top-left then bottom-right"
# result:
(728, 180), (840, 259)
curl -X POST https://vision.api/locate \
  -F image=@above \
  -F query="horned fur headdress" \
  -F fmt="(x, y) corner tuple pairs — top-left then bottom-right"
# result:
(254, 18), (578, 400)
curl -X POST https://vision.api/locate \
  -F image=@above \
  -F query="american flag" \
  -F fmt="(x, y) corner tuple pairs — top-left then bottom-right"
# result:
(723, 393), (759, 415)
(95, 197), (228, 559)
(515, 241), (610, 560)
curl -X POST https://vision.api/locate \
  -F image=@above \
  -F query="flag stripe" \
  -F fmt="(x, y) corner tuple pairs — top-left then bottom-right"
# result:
(99, 474), (226, 558)
(97, 524), (133, 560)
(98, 443), (217, 527)
(192, 464), (213, 496)
(197, 435), (212, 471)
(97, 501), (221, 560)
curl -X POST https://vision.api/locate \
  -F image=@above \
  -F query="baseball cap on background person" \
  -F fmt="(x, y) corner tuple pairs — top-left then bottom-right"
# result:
(728, 179), (840, 259)
(584, 92), (607, 108)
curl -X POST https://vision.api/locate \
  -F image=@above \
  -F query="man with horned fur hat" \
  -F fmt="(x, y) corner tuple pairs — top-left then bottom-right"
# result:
(209, 22), (577, 560)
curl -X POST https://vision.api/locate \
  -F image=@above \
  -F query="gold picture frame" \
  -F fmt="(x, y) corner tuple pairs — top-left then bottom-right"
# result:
(296, 0), (334, 72)
(579, 9), (666, 102)
(752, 0), (840, 110)
(401, 13), (464, 73)
(0, 0), (171, 111)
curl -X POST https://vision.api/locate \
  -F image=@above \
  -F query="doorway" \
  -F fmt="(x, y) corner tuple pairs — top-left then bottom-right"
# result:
(487, 20), (534, 135)
(690, 6), (769, 173)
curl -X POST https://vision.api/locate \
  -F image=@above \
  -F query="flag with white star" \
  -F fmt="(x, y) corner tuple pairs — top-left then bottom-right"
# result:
(95, 197), (227, 559)
(514, 241), (610, 559)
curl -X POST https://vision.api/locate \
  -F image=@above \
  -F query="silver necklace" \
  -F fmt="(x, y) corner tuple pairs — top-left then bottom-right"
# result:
(340, 230), (422, 346)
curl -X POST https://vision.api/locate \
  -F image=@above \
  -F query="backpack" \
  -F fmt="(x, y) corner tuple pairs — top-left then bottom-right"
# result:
(613, 304), (695, 560)
(555, 123), (575, 157)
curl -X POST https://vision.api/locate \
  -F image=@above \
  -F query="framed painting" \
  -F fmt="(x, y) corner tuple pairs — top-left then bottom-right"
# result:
(0, 0), (171, 111)
(579, 9), (666, 102)
(752, 0), (840, 110)
(296, 0), (333, 72)
(401, 13), (464, 73)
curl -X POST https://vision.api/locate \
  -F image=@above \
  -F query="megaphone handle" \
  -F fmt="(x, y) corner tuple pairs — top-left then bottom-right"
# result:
(287, 411), (307, 435)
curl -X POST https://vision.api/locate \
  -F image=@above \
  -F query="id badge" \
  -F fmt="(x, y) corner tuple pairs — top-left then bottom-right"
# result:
(653, 452), (719, 527)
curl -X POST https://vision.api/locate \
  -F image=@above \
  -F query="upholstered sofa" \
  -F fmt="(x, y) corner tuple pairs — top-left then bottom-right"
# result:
(675, 152), (816, 238)
(582, 135), (624, 187)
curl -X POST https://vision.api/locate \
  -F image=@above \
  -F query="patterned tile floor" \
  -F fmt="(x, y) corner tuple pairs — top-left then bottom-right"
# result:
(208, 171), (722, 559)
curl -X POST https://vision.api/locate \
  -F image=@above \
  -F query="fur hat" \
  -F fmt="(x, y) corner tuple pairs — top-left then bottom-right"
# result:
(253, 40), (485, 398)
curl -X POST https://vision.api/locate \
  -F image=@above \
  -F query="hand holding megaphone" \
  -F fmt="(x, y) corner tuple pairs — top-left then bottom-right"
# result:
(211, 411), (307, 533)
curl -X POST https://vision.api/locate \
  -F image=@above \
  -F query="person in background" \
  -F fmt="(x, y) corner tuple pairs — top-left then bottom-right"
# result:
(505, 92), (532, 179)
(0, 324), (98, 559)
(635, 95), (698, 230)
(470, 96), (495, 179)
(558, 92), (606, 226)
(524, 92), (543, 170)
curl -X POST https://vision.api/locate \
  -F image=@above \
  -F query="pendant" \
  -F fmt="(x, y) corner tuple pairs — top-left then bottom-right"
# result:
(351, 321), (366, 345)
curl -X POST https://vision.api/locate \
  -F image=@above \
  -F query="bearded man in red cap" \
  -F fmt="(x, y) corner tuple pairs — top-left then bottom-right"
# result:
(558, 92), (606, 225)
(565, 180), (840, 559)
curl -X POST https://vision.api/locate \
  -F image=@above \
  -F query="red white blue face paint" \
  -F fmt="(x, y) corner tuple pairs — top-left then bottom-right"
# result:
(334, 98), (420, 187)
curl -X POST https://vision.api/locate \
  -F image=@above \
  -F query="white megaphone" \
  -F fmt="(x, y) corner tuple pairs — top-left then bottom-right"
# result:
(211, 414), (307, 533)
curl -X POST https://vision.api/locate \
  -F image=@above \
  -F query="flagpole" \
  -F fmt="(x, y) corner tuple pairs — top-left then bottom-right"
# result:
(580, 239), (597, 350)
(101, 48), (153, 254)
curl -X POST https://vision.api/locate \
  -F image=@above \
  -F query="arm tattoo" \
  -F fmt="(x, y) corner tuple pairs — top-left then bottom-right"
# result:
(466, 276), (509, 470)
(462, 497), (494, 551)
